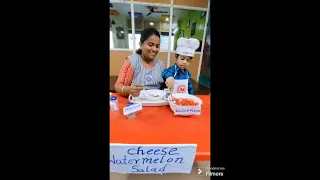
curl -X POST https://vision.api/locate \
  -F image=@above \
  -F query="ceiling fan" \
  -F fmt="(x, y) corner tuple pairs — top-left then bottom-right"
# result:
(146, 6), (168, 16)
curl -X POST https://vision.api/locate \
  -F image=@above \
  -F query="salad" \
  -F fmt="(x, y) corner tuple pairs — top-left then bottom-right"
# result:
(172, 97), (199, 106)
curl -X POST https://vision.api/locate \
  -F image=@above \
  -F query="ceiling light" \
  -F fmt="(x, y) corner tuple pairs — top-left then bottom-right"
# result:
(150, 22), (154, 26)
(166, 17), (169, 21)
(121, 31), (124, 33)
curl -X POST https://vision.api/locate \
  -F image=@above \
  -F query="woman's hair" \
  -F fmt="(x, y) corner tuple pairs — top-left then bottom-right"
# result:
(136, 28), (160, 54)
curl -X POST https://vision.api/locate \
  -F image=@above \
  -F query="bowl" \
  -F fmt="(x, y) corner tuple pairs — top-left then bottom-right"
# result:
(168, 93), (203, 116)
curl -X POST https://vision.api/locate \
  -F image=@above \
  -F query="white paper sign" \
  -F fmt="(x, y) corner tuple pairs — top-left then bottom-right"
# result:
(174, 106), (201, 115)
(123, 103), (142, 115)
(110, 144), (197, 174)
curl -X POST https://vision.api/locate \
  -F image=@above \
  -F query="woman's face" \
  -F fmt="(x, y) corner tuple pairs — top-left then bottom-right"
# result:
(140, 35), (160, 60)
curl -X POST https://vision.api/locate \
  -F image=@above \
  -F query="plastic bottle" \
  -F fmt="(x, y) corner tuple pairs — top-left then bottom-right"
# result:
(110, 96), (119, 111)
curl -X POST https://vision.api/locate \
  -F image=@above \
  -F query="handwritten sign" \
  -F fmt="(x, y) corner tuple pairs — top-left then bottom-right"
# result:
(110, 144), (197, 174)
(174, 106), (201, 115)
(123, 103), (142, 115)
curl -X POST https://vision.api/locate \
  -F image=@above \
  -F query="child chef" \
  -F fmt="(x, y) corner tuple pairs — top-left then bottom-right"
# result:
(162, 37), (200, 95)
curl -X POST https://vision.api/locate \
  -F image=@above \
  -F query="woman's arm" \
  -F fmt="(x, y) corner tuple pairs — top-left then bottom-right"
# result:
(114, 59), (134, 97)
(115, 84), (130, 97)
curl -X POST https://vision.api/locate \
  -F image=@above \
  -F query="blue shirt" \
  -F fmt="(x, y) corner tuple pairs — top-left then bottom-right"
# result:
(162, 64), (194, 95)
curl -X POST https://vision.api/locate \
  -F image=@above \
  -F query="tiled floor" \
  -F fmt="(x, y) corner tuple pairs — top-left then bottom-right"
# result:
(110, 161), (211, 180)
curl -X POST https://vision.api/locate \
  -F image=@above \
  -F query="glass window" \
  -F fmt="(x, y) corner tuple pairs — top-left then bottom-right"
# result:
(132, 4), (170, 51)
(110, 2), (208, 53)
(128, 33), (141, 50)
(172, 8), (207, 52)
(110, 3), (132, 49)
(110, 31), (114, 49)
(159, 33), (175, 51)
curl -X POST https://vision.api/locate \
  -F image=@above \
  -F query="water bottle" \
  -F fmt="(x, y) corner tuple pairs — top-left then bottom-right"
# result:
(110, 96), (119, 111)
(126, 102), (136, 119)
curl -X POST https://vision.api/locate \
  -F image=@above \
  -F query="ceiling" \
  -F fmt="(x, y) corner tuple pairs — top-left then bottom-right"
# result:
(110, 3), (200, 30)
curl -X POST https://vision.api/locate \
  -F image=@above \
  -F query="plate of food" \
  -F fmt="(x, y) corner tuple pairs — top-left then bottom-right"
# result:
(168, 93), (202, 116)
(143, 89), (166, 101)
(128, 90), (169, 106)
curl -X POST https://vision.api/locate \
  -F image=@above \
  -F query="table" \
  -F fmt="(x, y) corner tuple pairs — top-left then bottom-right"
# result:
(110, 93), (210, 161)
(109, 76), (211, 95)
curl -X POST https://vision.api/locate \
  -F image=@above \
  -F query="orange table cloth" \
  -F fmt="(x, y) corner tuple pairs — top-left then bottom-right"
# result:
(110, 93), (210, 161)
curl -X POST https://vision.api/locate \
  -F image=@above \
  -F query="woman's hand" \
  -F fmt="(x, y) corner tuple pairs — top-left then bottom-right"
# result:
(127, 84), (144, 97)
(165, 77), (175, 91)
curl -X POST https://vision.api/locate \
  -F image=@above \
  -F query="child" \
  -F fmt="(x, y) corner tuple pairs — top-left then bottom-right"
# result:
(162, 37), (200, 95)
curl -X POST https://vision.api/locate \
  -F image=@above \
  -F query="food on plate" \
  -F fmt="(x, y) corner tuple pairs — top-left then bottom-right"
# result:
(151, 94), (160, 97)
(172, 97), (199, 106)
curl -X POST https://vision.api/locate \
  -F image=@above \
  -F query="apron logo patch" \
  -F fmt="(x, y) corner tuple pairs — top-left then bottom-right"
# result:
(177, 84), (187, 93)
(145, 75), (153, 84)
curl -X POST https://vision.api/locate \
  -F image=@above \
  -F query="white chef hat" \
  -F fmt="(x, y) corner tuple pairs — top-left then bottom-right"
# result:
(176, 37), (200, 57)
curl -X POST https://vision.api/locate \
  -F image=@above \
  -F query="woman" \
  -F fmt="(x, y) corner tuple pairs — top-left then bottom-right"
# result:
(114, 28), (165, 97)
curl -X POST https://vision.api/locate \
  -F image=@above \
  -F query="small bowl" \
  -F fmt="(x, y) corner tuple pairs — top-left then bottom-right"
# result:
(168, 93), (203, 116)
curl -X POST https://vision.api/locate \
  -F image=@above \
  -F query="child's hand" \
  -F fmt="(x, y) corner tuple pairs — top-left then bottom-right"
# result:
(165, 77), (175, 91)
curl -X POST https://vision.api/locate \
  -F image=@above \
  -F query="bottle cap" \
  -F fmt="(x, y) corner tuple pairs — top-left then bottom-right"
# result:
(127, 102), (134, 107)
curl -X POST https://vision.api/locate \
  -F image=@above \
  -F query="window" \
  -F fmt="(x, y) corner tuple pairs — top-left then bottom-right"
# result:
(110, 2), (207, 53)
(160, 35), (175, 51)
(128, 34), (141, 50)
(110, 31), (114, 49)
(129, 31), (174, 51)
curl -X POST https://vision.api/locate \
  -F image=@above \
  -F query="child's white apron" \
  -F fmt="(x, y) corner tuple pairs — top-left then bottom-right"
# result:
(172, 65), (189, 94)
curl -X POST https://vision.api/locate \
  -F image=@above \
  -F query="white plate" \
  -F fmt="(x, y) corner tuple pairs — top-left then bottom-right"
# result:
(143, 89), (167, 101)
(129, 90), (169, 106)
(140, 99), (169, 107)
